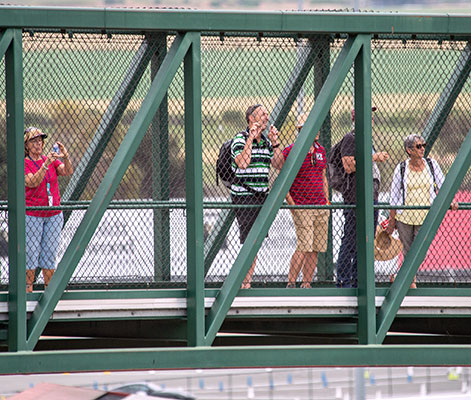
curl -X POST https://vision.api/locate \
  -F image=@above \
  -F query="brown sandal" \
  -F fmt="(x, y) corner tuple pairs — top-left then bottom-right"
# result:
(300, 282), (311, 289)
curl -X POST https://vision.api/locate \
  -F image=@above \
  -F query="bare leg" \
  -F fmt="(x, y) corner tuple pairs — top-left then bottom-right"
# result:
(301, 252), (318, 288)
(390, 272), (417, 289)
(42, 268), (55, 289)
(242, 256), (257, 289)
(26, 270), (35, 293)
(287, 250), (305, 287)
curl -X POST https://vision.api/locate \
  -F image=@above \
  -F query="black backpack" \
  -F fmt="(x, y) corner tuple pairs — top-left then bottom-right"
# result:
(327, 137), (347, 193)
(216, 131), (258, 193)
(216, 138), (236, 189)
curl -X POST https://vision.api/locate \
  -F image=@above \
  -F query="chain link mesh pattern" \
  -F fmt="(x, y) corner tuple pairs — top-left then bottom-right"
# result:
(1, 31), (470, 289)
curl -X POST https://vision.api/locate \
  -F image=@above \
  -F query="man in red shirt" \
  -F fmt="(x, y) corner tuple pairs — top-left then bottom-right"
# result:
(282, 114), (330, 288)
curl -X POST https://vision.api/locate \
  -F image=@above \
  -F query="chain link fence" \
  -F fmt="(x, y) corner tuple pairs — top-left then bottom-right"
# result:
(1, 30), (470, 289)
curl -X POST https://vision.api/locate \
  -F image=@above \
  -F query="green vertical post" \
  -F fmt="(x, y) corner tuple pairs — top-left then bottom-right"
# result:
(354, 35), (376, 345)
(151, 33), (171, 283)
(5, 29), (27, 351)
(184, 33), (205, 347)
(313, 35), (333, 282)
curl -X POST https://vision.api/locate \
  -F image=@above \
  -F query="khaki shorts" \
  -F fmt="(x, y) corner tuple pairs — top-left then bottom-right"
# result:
(292, 208), (329, 253)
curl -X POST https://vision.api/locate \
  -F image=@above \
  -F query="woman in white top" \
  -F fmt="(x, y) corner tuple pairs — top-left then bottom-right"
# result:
(387, 134), (458, 288)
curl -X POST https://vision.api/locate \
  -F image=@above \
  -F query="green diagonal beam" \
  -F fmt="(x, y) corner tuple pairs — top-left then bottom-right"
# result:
(24, 33), (194, 350)
(204, 210), (235, 276)
(204, 35), (365, 345)
(423, 43), (471, 155)
(376, 127), (471, 343)
(184, 33), (206, 347)
(5, 29), (27, 352)
(62, 36), (157, 211)
(0, 29), (13, 58)
(269, 38), (318, 130)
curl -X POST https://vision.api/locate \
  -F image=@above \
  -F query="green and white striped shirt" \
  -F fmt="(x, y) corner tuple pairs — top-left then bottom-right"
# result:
(230, 129), (273, 197)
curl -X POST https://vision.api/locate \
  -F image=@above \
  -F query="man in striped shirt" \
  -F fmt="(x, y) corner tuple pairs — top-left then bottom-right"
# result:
(231, 104), (284, 289)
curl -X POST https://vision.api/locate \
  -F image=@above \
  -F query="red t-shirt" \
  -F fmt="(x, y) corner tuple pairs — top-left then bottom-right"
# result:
(282, 142), (327, 205)
(25, 156), (63, 217)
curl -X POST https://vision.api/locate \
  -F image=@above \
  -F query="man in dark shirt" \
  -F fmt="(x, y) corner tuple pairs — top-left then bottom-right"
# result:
(336, 107), (389, 287)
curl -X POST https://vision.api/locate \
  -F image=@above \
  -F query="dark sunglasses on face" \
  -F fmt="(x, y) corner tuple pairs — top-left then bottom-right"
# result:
(415, 143), (426, 150)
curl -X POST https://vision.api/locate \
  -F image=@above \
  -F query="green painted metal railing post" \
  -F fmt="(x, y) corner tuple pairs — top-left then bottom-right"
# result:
(0, 29), (13, 57)
(184, 33), (206, 347)
(24, 33), (194, 350)
(204, 210), (235, 277)
(204, 35), (364, 345)
(5, 29), (27, 352)
(313, 35), (333, 282)
(150, 33), (171, 283)
(376, 128), (471, 343)
(423, 43), (471, 155)
(353, 34), (377, 345)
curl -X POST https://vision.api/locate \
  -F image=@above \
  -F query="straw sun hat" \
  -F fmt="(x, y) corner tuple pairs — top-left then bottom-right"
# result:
(374, 226), (403, 261)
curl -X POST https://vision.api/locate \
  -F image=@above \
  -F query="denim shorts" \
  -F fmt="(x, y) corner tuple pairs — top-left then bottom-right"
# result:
(25, 213), (63, 270)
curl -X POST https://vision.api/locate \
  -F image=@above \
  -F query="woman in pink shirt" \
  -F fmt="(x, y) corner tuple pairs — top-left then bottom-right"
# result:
(24, 127), (73, 292)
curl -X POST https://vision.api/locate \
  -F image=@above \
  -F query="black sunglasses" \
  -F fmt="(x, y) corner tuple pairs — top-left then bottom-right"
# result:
(415, 143), (426, 149)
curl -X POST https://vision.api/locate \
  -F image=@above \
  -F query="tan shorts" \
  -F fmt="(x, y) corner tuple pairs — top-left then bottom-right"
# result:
(292, 208), (329, 253)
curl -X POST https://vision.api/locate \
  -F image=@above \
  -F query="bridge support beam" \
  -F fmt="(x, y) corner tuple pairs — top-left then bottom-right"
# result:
(1, 345), (471, 374)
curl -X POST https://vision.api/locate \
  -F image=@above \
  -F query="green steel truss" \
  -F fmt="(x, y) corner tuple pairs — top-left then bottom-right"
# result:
(2, 7), (471, 372)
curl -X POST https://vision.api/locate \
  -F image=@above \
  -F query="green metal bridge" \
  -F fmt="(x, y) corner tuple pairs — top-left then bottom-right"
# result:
(1, 6), (471, 374)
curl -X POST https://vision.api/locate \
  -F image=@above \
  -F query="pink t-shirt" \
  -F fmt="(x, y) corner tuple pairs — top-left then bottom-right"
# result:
(25, 156), (63, 217)
(282, 142), (327, 205)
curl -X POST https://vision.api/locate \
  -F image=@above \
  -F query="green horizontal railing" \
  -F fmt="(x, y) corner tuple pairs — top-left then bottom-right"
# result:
(0, 7), (469, 34)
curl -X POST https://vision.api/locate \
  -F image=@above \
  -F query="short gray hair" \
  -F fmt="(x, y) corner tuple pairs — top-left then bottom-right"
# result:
(404, 134), (424, 154)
